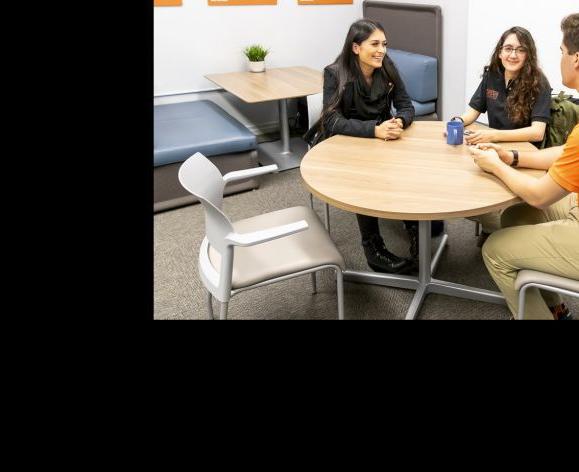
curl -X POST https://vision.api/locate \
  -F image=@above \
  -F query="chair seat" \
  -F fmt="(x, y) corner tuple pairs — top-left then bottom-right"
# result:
(209, 206), (345, 289)
(515, 270), (579, 292)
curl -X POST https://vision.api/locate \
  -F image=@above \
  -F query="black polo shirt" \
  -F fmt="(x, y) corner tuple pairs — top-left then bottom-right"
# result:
(469, 68), (551, 146)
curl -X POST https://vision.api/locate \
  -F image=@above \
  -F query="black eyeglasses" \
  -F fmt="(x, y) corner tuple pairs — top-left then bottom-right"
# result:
(501, 46), (528, 56)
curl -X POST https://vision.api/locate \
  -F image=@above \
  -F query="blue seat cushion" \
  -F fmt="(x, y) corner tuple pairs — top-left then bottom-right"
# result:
(411, 100), (436, 116)
(393, 100), (436, 118)
(154, 100), (257, 167)
(388, 48), (438, 103)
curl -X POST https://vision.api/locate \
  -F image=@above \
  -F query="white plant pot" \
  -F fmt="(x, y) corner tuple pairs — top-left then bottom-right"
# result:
(248, 61), (265, 73)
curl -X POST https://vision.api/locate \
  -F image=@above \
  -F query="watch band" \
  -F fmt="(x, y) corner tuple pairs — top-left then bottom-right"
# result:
(510, 150), (519, 167)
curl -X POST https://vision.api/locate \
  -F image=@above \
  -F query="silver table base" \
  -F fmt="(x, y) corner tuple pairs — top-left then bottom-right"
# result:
(257, 98), (308, 171)
(343, 220), (506, 319)
(258, 137), (309, 171)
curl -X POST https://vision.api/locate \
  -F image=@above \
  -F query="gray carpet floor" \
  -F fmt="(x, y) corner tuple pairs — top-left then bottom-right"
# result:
(154, 168), (578, 320)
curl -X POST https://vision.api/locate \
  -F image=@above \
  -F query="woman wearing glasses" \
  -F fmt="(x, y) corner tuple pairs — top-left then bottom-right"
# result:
(458, 27), (552, 244)
(460, 26), (551, 147)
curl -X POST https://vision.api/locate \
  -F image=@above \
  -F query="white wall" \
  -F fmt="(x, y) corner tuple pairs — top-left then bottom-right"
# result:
(465, 0), (577, 125)
(154, 0), (576, 132)
(154, 0), (469, 125)
(154, 0), (363, 95)
(154, 0), (363, 133)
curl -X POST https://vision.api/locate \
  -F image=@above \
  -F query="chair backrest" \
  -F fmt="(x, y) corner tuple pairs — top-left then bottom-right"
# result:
(178, 153), (234, 255)
(307, 93), (323, 129)
(387, 48), (437, 103)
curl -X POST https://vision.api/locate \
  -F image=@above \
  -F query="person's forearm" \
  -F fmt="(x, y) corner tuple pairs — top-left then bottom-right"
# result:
(492, 163), (546, 207)
(460, 108), (480, 126)
(517, 145), (564, 170)
(492, 126), (545, 143)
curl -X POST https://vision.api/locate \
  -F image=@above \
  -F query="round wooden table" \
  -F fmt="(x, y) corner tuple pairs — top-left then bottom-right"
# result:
(300, 121), (543, 319)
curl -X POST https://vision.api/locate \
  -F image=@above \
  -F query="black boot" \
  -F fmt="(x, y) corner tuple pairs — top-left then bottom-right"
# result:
(431, 220), (445, 237)
(362, 234), (413, 274)
(406, 223), (419, 260)
(405, 220), (445, 259)
(476, 231), (490, 248)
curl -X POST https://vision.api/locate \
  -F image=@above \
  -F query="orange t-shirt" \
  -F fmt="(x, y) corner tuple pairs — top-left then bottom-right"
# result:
(549, 124), (579, 199)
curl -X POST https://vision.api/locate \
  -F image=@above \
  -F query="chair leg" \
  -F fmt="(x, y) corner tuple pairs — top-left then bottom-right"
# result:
(219, 302), (229, 320)
(517, 286), (527, 320)
(336, 269), (344, 320)
(206, 290), (215, 320)
(475, 221), (481, 237)
(311, 272), (317, 294)
(311, 194), (331, 233)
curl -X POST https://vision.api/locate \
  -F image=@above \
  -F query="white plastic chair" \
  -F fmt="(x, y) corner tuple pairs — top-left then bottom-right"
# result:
(306, 92), (331, 232)
(178, 152), (346, 320)
(515, 270), (579, 320)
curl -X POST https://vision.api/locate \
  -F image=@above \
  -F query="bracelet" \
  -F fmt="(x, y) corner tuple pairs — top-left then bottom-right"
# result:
(510, 150), (519, 167)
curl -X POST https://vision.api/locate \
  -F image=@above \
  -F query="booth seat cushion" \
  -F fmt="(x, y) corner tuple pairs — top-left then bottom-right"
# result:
(388, 48), (438, 103)
(411, 100), (436, 116)
(154, 100), (257, 167)
(393, 100), (436, 118)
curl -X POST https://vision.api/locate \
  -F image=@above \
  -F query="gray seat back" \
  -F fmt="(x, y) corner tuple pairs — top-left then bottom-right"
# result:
(363, 0), (442, 118)
(307, 93), (323, 129)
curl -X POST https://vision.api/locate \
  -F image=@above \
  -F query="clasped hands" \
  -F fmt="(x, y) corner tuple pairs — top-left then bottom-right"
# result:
(468, 142), (513, 173)
(376, 117), (404, 141)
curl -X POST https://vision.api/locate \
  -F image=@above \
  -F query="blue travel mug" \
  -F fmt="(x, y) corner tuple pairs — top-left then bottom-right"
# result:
(447, 118), (464, 145)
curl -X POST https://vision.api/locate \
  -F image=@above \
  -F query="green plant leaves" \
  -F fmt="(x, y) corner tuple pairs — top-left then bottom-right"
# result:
(243, 44), (269, 62)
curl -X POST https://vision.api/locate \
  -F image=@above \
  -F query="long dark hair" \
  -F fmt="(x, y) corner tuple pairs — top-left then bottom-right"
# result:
(488, 26), (548, 126)
(320, 19), (401, 134)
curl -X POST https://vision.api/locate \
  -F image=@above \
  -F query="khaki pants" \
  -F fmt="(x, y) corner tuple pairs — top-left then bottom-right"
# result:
(482, 193), (579, 319)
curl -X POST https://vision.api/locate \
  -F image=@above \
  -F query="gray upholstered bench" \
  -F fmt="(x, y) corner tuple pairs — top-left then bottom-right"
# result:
(154, 100), (259, 213)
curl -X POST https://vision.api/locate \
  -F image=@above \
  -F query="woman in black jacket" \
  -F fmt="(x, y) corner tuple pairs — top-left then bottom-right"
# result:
(305, 19), (443, 274)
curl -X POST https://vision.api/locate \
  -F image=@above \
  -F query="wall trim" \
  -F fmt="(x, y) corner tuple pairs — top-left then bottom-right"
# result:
(154, 87), (223, 98)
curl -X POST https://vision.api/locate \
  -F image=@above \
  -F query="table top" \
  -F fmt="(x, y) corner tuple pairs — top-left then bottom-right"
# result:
(205, 66), (323, 103)
(300, 121), (544, 221)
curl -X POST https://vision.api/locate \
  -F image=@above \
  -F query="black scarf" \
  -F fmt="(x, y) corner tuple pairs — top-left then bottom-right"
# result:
(351, 69), (392, 121)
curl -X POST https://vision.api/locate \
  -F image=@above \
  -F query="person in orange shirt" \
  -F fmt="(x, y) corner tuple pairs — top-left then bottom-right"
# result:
(468, 13), (579, 320)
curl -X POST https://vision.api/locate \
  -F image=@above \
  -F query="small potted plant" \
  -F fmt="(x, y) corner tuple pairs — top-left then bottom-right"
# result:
(244, 44), (269, 73)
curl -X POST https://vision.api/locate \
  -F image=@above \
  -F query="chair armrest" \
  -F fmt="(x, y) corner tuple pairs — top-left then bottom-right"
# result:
(225, 220), (308, 247)
(223, 165), (279, 184)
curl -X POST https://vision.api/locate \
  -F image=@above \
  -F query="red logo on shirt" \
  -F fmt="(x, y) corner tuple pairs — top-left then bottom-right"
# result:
(486, 89), (499, 100)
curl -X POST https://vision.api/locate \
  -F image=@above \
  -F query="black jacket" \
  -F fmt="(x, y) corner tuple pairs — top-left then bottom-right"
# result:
(305, 58), (415, 145)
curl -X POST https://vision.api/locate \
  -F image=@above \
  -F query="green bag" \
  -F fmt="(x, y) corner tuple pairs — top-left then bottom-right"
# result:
(540, 91), (579, 148)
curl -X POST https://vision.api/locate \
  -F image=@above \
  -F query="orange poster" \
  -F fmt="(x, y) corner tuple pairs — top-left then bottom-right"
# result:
(298, 0), (352, 4)
(208, 0), (277, 5)
(154, 0), (182, 6)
